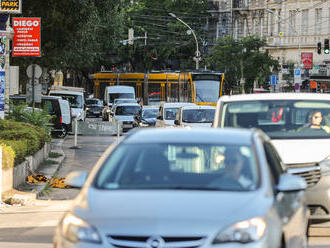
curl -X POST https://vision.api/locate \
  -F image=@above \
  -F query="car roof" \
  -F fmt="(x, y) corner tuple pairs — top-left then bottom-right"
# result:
(124, 128), (254, 145)
(116, 103), (140, 107)
(161, 102), (196, 108)
(142, 105), (159, 109)
(115, 98), (136, 101)
(49, 90), (83, 96)
(181, 105), (216, 110)
(219, 93), (330, 102)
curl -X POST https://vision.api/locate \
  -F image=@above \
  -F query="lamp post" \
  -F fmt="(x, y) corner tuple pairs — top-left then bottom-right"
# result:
(169, 12), (200, 70)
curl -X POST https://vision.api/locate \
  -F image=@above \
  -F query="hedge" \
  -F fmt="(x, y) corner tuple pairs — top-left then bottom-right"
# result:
(0, 119), (50, 168)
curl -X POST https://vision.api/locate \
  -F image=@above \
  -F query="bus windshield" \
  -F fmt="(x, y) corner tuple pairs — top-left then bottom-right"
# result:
(195, 80), (220, 103)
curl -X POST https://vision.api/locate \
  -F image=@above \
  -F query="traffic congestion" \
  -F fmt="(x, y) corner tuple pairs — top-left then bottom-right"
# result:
(2, 1), (330, 247)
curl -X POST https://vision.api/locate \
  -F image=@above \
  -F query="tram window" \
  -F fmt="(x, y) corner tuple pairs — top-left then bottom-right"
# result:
(170, 83), (179, 102)
(149, 83), (161, 104)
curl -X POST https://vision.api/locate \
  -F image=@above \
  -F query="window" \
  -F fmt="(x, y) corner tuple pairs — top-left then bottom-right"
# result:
(277, 10), (281, 34)
(269, 11), (275, 36)
(315, 8), (322, 35)
(259, 17), (263, 38)
(301, 10), (309, 35)
(243, 19), (247, 37)
(289, 10), (296, 35)
(263, 141), (284, 185)
(95, 143), (259, 191)
(234, 19), (238, 39)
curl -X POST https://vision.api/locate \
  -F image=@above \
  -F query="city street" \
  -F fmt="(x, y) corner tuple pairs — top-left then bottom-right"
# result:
(0, 128), (117, 248)
(0, 126), (329, 247)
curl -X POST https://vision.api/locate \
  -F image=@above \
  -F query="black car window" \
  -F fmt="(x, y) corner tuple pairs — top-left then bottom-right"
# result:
(263, 141), (283, 185)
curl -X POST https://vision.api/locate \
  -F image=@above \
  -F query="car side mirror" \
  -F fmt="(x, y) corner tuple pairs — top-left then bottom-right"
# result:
(157, 115), (163, 120)
(276, 173), (307, 192)
(174, 119), (179, 125)
(65, 171), (88, 188)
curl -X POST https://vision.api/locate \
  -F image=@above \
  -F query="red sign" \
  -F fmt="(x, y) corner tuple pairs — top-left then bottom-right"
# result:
(301, 52), (313, 69)
(12, 18), (41, 57)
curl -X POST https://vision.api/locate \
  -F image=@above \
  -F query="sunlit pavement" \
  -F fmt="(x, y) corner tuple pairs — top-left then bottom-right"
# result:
(0, 200), (72, 248)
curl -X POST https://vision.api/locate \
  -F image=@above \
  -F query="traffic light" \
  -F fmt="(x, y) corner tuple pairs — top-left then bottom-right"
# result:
(324, 39), (329, 54)
(317, 42), (322, 54)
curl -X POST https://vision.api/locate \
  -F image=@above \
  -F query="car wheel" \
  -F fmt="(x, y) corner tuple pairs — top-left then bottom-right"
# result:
(56, 125), (67, 138)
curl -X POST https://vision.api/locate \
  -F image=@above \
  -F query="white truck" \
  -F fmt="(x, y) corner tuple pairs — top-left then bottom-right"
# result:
(102, 86), (135, 121)
(49, 86), (86, 121)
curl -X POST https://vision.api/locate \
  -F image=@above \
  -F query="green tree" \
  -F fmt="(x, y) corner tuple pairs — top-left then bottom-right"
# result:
(207, 36), (279, 94)
(124, 0), (209, 71)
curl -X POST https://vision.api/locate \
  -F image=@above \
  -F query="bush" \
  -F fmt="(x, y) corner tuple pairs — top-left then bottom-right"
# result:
(0, 119), (50, 167)
(0, 143), (15, 169)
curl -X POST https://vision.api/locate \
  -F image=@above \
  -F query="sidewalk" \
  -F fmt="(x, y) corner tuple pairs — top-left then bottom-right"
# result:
(3, 138), (66, 206)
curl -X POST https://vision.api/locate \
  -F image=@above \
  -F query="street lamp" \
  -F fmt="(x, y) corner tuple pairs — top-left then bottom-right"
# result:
(169, 12), (200, 70)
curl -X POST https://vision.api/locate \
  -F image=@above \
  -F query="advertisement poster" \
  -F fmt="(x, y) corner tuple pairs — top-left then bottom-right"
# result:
(0, 0), (21, 14)
(301, 52), (313, 69)
(0, 71), (5, 119)
(12, 17), (41, 57)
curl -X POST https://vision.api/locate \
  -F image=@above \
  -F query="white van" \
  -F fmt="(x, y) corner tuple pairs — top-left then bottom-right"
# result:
(155, 102), (195, 127)
(49, 86), (85, 121)
(102, 86), (135, 121)
(213, 93), (330, 223)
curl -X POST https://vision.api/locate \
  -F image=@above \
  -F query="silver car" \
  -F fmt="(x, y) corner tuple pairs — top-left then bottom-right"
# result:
(54, 128), (308, 248)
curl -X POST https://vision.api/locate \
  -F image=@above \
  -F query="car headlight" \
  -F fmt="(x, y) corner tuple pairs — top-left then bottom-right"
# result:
(319, 159), (330, 175)
(213, 217), (266, 244)
(86, 108), (90, 111)
(61, 213), (102, 244)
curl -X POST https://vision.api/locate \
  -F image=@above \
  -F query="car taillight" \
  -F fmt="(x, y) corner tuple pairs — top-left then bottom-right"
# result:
(60, 116), (62, 124)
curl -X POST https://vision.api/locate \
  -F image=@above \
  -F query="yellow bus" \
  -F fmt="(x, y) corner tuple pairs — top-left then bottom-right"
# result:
(90, 71), (225, 106)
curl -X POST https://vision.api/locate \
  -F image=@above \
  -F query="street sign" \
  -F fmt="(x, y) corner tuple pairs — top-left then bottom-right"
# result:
(270, 75), (278, 85)
(0, 0), (22, 14)
(26, 64), (42, 78)
(12, 17), (41, 57)
(26, 82), (41, 103)
(294, 69), (301, 84)
(301, 53), (313, 69)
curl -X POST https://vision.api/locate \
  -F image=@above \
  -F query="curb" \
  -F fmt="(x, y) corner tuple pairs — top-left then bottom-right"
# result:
(9, 137), (67, 205)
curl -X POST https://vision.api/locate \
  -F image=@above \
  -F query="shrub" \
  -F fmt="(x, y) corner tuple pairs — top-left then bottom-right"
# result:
(0, 119), (50, 166)
(0, 143), (15, 169)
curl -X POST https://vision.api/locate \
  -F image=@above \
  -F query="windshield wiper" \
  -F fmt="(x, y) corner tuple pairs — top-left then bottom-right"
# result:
(167, 186), (223, 191)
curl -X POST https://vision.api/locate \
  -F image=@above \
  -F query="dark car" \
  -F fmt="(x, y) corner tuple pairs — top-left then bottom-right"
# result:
(86, 98), (103, 118)
(133, 106), (158, 128)
(9, 95), (72, 138)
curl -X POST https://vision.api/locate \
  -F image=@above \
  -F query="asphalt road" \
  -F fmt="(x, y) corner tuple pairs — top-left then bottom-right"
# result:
(0, 120), (118, 248)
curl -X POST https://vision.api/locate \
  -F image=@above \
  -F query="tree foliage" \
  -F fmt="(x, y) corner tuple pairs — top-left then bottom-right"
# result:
(207, 36), (279, 93)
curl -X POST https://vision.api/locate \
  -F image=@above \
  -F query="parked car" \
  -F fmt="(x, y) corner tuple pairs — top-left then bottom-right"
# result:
(85, 98), (103, 118)
(111, 102), (141, 132)
(54, 128), (308, 248)
(155, 102), (195, 127)
(102, 86), (135, 121)
(174, 105), (216, 127)
(9, 95), (72, 138)
(133, 105), (158, 127)
(213, 93), (330, 223)
(49, 86), (85, 121)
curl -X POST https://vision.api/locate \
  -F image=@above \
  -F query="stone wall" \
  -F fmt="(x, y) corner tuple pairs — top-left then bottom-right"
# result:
(2, 143), (50, 193)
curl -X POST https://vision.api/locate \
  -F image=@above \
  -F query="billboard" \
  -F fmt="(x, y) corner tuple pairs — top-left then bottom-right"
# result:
(301, 52), (313, 69)
(0, 0), (21, 14)
(12, 17), (41, 57)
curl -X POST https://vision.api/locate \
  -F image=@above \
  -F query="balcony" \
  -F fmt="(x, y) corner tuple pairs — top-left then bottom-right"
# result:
(266, 34), (329, 49)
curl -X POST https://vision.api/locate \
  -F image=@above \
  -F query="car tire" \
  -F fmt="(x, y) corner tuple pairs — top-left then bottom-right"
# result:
(57, 125), (68, 138)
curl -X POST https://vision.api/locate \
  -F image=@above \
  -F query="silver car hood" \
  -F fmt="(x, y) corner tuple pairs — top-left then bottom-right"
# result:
(182, 122), (212, 128)
(74, 189), (268, 235)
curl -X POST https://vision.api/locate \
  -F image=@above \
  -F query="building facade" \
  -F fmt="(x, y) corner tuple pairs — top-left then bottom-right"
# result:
(209, 0), (330, 90)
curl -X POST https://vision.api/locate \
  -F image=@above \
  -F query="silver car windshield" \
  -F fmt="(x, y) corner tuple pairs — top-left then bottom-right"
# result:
(222, 100), (330, 139)
(95, 143), (259, 191)
(182, 109), (215, 123)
